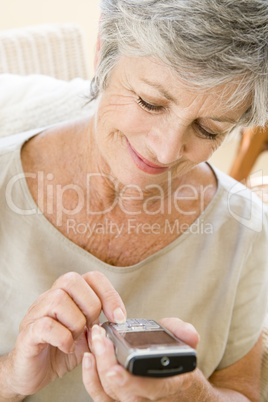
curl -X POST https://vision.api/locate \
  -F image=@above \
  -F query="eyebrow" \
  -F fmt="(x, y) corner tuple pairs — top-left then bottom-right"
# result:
(140, 78), (177, 103)
(140, 78), (238, 124)
(209, 116), (237, 124)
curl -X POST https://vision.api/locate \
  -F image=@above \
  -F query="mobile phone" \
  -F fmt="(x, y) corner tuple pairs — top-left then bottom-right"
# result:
(102, 318), (197, 378)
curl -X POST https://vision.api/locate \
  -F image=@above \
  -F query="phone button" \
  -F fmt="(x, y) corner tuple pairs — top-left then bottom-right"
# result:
(111, 323), (130, 331)
(161, 357), (170, 366)
(130, 326), (145, 331)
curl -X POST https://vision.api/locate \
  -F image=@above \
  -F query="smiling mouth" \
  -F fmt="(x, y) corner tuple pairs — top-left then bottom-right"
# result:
(125, 138), (169, 175)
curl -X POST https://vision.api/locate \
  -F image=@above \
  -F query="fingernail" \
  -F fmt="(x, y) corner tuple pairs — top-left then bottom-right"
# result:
(106, 369), (126, 386)
(92, 324), (105, 340)
(113, 308), (126, 324)
(83, 352), (93, 369)
(91, 325), (106, 355)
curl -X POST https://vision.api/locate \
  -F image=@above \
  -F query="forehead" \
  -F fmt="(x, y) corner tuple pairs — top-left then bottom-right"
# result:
(112, 56), (251, 121)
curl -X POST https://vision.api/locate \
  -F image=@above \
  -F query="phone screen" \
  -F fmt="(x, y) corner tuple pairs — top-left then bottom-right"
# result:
(121, 330), (182, 348)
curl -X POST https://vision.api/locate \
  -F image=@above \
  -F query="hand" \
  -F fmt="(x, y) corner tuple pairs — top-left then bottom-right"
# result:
(2, 271), (126, 399)
(82, 317), (200, 402)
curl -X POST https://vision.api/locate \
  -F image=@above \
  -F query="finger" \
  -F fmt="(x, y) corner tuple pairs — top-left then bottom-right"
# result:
(105, 364), (195, 401)
(159, 317), (200, 349)
(91, 325), (191, 401)
(90, 325), (118, 367)
(91, 324), (168, 400)
(82, 352), (114, 402)
(51, 271), (103, 326)
(94, 319), (197, 401)
(91, 320), (197, 401)
(23, 288), (87, 340)
(83, 271), (127, 324)
(90, 325), (121, 399)
(19, 316), (75, 356)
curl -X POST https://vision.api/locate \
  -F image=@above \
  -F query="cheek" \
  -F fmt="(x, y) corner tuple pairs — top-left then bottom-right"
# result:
(120, 113), (151, 136)
(207, 135), (226, 158)
(101, 103), (153, 139)
(188, 138), (222, 164)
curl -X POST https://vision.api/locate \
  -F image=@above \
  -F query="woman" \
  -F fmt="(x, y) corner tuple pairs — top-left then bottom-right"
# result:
(0, 0), (267, 401)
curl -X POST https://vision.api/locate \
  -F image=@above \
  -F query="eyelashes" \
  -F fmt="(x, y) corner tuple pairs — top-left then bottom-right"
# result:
(194, 123), (219, 140)
(137, 97), (163, 112)
(137, 96), (220, 141)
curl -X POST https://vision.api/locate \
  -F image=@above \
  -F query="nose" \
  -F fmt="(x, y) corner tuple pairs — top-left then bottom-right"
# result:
(146, 124), (188, 165)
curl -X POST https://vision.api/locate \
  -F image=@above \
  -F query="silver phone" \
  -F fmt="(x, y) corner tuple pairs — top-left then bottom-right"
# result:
(102, 318), (197, 377)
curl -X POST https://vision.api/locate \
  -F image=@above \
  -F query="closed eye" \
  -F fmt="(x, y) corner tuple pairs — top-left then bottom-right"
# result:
(194, 122), (220, 140)
(138, 97), (223, 141)
(137, 97), (164, 112)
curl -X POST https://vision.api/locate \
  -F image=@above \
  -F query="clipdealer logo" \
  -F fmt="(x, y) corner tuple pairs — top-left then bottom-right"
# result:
(5, 170), (266, 234)
(5, 171), (213, 223)
(227, 171), (265, 233)
(66, 217), (213, 238)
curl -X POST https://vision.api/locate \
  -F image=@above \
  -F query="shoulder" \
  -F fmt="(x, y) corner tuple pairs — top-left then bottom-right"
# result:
(210, 164), (266, 234)
(0, 129), (41, 186)
(21, 118), (88, 178)
(0, 126), (49, 159)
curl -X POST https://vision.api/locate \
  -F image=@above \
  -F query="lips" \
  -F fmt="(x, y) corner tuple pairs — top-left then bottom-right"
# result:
(126, 138), (169, 175)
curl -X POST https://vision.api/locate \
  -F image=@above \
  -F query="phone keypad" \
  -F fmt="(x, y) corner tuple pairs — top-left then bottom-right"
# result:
(111, 318), (161, 332)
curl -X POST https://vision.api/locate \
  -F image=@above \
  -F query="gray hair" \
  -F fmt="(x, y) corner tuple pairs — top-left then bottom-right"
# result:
(90, 0), (268, 128)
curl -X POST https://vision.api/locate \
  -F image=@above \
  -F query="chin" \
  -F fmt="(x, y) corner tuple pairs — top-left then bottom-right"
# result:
(112, 167), (161, 188)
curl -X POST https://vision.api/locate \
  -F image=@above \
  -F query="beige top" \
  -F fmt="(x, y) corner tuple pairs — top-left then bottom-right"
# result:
(0, 128), (267, 402)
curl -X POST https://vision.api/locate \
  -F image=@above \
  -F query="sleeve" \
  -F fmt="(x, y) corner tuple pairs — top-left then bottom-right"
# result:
(217, 209), (268, 370)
